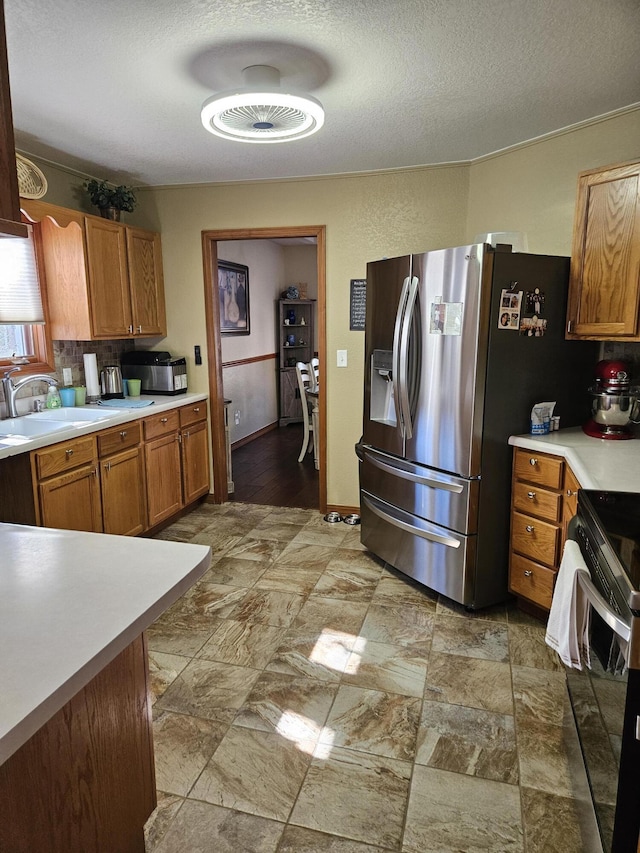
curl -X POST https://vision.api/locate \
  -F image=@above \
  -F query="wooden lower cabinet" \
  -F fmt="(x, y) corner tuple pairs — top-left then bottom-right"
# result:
(181, 419), (210, 504)
(98, 422), (146, 536)
(0, 401), (211, 534)
(144, 431), (183, 528)
(100, 447), (146, 536)
(33, 436), (102, 533)
(509, 447), (579, 613)
(143, 401), (211, 527)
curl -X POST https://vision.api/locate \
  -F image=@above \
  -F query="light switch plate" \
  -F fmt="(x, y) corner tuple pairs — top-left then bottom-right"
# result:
(337, 349), (348, 367)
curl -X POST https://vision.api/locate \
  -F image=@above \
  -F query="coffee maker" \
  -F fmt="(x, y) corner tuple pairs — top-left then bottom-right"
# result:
(583, 359), (640, 439)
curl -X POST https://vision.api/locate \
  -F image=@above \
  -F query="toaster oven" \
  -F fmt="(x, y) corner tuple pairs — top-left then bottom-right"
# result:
(120, 351), (187, 395)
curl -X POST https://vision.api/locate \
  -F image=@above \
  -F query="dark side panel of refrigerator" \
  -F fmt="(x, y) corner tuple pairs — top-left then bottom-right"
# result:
(357, 245), (599, 609)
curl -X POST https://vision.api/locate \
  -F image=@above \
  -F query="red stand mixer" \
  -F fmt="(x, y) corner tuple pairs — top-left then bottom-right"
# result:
(583, 359), (640, 439)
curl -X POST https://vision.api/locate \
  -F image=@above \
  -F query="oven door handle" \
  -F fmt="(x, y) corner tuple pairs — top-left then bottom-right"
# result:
(576, 570), (631, 643)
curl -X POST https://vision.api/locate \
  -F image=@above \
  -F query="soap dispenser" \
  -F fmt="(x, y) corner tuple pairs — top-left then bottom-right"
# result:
(45, 386), (62, 409)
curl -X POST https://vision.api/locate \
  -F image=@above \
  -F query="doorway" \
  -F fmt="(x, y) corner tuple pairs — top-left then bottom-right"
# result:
(202, 225), (326, 511)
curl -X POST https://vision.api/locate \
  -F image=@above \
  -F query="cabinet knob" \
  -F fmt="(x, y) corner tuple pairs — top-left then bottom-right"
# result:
(193, 407), (200, 413)
(529, 457), (538, 466)
(160, 417), (168, 424)
(566, 489), (577, 497)
(527, 491), (536, 499)
(525, 525), (534, 533)
(524, 570), (533, 577)
(65, 448), (74, 458)
(120, 430), (127, 438)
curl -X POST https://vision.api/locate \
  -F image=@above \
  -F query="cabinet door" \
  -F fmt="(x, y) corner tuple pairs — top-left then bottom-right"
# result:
(181, 420), (210, 505)
(567, 161), (640, 339)
(144, 432), (182, 527)
(126, 227), (167, 336)
(85, 217), (132, 338)
(100, 446), (146, 536)
(38, 463), (103, 532)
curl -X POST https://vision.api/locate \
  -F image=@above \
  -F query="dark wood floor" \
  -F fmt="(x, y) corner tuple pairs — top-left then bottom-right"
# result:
(230, 424), (319, 508)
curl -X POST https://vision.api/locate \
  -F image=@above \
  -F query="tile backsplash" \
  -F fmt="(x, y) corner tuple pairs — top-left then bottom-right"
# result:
(1, 340), (133, 410)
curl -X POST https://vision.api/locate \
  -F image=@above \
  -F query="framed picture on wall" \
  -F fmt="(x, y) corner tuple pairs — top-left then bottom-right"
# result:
(218, 260), (250, 335)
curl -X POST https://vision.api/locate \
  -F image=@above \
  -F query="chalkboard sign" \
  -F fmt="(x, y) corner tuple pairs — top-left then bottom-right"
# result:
(350, 279), (367, 331)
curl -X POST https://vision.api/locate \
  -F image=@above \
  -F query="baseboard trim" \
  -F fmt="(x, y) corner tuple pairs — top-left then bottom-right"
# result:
(231, 421), (278, 450)
(326, 504), (360, 516)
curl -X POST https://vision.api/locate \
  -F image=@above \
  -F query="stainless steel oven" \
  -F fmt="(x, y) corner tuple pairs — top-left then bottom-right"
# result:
(567, 490), (640, 853)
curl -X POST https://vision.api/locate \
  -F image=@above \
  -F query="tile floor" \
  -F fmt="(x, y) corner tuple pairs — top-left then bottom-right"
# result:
(144, 502), (602, 853)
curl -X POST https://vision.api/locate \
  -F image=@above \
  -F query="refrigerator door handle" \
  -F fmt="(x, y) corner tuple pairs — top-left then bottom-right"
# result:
(362, 493), (461, 549)
(361, 446), (464, 493)
(397, 275), (419, 439)
(392, 276), (411, 435)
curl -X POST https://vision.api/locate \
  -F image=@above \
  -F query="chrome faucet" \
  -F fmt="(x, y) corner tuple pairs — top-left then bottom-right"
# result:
(2, 367), (58, 418)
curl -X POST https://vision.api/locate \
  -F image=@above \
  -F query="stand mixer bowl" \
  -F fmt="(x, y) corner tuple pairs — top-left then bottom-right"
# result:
(583, 359), (640, 439)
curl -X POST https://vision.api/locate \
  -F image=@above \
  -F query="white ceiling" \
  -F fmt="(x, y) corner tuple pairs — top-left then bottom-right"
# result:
(5, 0), (640, 188)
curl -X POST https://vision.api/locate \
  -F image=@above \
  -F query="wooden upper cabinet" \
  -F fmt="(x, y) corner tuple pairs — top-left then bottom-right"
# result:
(126, 226), (166, 336)
(0, 1), (27, 238)
(21, 199), (167, 340)
(566, 160), (640, 340)
(85, 217), (132, 338)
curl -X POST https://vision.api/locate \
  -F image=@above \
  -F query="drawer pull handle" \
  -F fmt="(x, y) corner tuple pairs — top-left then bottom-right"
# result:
(160, 417), (168, 424)
(526, 525), (534, 533)
(65, 448), (74, 458)
(524, 570), (533, 577)
(193, 407), (200, 413)
(529, 458), (538, 466)
(120, 430), (127, 438)
(527, 491), (536, 499)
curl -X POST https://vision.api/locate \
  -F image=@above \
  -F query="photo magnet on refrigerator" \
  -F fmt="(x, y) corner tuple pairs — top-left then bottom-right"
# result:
(498, 289), (522, 330)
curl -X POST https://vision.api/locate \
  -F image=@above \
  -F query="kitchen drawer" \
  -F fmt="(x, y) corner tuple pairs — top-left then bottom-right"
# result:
(97, 421), (141, 457)
(511, 510), (560, 568)
(563, 465), (580, 518)
(143, 409), (179, 441)
(179, 401), (207, 428)
(512, 480), (561, 522)
(509, 552), (556, 610)
(33, 435), (97, 480)
(513, 449), (564, 489)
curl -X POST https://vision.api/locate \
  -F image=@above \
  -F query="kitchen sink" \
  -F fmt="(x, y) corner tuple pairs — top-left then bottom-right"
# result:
(30, 407), (123, 422)
(0, 416), (70, 438)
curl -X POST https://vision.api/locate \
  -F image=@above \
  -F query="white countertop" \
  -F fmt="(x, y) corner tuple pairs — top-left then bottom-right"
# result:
(509, 426), (640, 491)
(0, 523), (210, 765)
(0, 392), (208, 460)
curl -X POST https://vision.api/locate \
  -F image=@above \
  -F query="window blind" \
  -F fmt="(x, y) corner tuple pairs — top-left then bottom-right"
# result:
(0, 225), (45, 324)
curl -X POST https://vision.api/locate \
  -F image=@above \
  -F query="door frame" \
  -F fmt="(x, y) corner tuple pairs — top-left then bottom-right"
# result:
(202, 225), (327, 510)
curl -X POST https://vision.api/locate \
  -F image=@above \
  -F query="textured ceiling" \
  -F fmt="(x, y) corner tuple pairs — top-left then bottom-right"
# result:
(5, 0), (640, 187)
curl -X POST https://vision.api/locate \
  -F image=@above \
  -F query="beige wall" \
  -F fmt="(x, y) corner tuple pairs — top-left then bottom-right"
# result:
(133, 164), (469, 507)
(466, 110), (640, 255)
(22, 108), (640, 507)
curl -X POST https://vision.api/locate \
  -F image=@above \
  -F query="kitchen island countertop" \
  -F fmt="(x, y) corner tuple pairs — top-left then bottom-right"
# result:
(0, 523), (210, 765)
(509, 426), (640, 491)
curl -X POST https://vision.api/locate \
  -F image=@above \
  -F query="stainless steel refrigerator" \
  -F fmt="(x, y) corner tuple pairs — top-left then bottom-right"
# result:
(356, 244), (598, 608)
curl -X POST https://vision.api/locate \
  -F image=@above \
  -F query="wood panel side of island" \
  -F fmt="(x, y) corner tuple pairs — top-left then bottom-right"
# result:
(0, 633), (155, 853)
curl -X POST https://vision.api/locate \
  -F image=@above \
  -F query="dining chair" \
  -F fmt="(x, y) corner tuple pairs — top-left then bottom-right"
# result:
(308, 357), (319, 392)
(295, 361), (314, 462)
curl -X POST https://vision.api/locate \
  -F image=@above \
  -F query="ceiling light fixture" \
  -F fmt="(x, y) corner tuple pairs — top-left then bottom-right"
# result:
(200, 65), (324, 144)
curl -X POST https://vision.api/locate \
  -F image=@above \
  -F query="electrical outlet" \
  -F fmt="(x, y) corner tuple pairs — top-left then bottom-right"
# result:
(234, 410), (240, 425)
(62, 367), (73, 385)
(337, 349), (348, 367)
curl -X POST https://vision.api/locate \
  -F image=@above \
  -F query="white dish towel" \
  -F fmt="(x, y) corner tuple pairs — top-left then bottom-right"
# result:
(545, 540), (591, 669)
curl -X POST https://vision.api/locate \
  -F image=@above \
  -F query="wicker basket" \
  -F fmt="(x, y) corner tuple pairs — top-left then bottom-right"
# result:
(16, 153), (48, 199)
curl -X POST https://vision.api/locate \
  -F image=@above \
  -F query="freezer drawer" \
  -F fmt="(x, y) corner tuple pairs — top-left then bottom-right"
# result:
(358, 443), (478, 533)
(361, 491), (477, 605)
